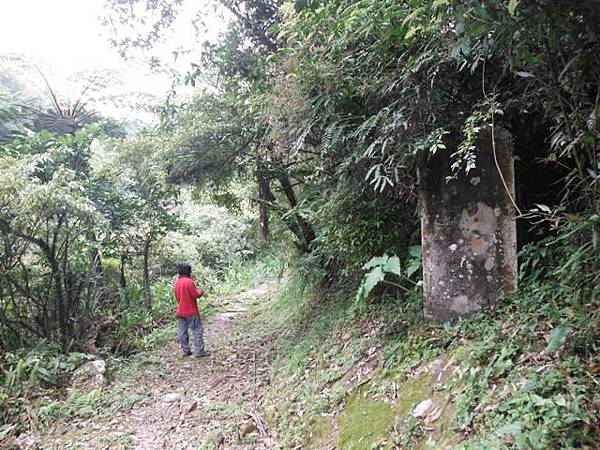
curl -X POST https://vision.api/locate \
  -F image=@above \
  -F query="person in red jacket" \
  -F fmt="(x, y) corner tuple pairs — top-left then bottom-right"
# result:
(173, 263), (208, 357)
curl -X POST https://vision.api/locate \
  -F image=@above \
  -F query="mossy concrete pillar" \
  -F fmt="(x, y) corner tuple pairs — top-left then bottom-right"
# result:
(420, 128), (517, 322)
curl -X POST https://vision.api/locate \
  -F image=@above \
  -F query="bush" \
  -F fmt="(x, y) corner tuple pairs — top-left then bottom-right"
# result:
(0, 342), (91, 429)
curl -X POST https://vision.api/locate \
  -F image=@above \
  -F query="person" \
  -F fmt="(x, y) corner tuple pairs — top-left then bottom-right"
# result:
(173, 263), (208, 358)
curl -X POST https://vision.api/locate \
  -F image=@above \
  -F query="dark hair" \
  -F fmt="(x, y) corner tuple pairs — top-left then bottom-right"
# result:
(178, 263), (192, 276)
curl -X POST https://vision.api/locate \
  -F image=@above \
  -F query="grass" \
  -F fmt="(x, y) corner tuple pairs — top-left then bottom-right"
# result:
(3, 237), (598, 449)
(214, 250), (284, 296)
(243, 235), (600, 449)
(98, 431), (134, 448)
(35, 376), (149, 425)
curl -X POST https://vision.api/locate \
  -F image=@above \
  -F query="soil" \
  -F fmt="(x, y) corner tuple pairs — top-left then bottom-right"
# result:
(32, 282), (281, 450)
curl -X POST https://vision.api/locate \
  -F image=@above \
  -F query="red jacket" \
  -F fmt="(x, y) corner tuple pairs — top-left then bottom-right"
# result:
(173, 275), (203, 318)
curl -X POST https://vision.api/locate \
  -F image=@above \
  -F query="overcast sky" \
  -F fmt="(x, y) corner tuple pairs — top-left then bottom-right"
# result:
(0, 0), (227, 122)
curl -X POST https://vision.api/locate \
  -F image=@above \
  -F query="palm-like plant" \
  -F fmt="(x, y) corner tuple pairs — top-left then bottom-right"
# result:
(20, 68), (124, 137)
(0, 58), (124, 139)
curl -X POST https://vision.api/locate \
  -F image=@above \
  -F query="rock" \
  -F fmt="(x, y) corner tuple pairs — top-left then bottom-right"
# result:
(0, 438), (20, 450)
(239, 421), (258, 437)
(162, 393), (182, 403)
(14, 431), (41, 449)
(71, 359), (106, 392)
(412, 399), (433, 418)
(425, 396), (452, 424)
(213, 432), (225, 447)
(252, 283), (269, 295)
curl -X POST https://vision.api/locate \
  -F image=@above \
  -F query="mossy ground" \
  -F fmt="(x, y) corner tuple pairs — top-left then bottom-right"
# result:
(336, 386), (396, 449)
(259, 265), (599, 449)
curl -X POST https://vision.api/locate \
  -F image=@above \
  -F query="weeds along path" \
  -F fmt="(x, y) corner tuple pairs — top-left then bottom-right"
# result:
(40, 281), (281, 450)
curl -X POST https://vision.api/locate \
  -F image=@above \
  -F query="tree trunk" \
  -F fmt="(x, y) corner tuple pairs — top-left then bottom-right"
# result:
(119, 253), (127, 290)
(44, 244), (67, 345)
(277, 172), (315, 253)
(142, 238), (152, 311)
(90, 245), (103, 280)
(257, 171), (270, 243)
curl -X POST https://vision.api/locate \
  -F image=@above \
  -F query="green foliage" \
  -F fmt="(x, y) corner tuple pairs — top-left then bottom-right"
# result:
(0, 128), (109, 346)
(256, 217), (599, 448)
(0, 342), (91, 427)
(2, 0), (600, 445)
(356, 254), (401, 303)
(356, 248), (422, 304)
(36, 378), (148, 426)
(451, 98), (503, 175)
(310, 183), (418, 273)
(140, 0), (594, 293)
(446, 221), (600, 449)
(110, 279), (179, 353)
(215, 250), (284, 296)
(174, 200), (252, 272)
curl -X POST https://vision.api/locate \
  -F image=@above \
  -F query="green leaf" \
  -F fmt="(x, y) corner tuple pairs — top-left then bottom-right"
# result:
(472, 3), (489, 20)
(362, 255), (388, 270)
(409, 245), (422, 258)
(496, 421), (522, 437)
(406, 246), (422, 277)
(582, 133), (596, 146)
(520, 379), (537, 392)
(406, 261), (420, 278)
(545, 325), (569, 353)
(356, 266), (385, 302)
(508, 0), (520, 16)
(402, 7), (424, 26)
(466, 21), (485, 37)
(531, 394), (549, 406)
(383, 255), (401, 275)
(363, 266), (385, 293)
(405, 26), (420, 40)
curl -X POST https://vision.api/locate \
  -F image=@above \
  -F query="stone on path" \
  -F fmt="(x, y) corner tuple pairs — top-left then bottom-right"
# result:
(238, 282), (271, 300)
(161, 393), (182, 403)
(187, 401), (198, 413)
(71, 359), (106, 392)
(412, 399), (433, 418)
(240, 420), (258, 437)
(213, 432), (225, 447)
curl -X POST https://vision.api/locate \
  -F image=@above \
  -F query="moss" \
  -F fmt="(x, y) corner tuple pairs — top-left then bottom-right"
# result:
(335, 374), (431, 450)
(336, 389), (396, 450)
(306, 417), (332, 449)
(447, 344), (470, 362)
(394, 375), (430, 417)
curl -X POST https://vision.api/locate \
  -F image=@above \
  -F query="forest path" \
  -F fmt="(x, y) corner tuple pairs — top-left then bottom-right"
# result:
(42, 281), (281, 450)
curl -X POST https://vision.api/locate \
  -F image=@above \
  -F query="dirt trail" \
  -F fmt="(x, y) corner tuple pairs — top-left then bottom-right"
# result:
(40, 282), (281, 450)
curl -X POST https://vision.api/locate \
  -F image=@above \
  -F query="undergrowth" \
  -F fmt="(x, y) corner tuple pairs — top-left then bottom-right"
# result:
(256, 230), (600, 449)
(214, 250), (284, 296)
(0, 249), (283, 443)
(3, 231), (599, 449)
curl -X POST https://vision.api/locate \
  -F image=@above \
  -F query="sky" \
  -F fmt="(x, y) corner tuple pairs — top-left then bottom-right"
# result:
(0, 0), (227, 122)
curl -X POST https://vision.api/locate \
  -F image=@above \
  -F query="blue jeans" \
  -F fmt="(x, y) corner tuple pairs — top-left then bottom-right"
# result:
(177, 315), (205, 355)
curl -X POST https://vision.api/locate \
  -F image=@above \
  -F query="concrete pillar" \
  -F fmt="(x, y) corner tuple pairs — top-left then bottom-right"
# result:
(420, 127), (517, 322)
